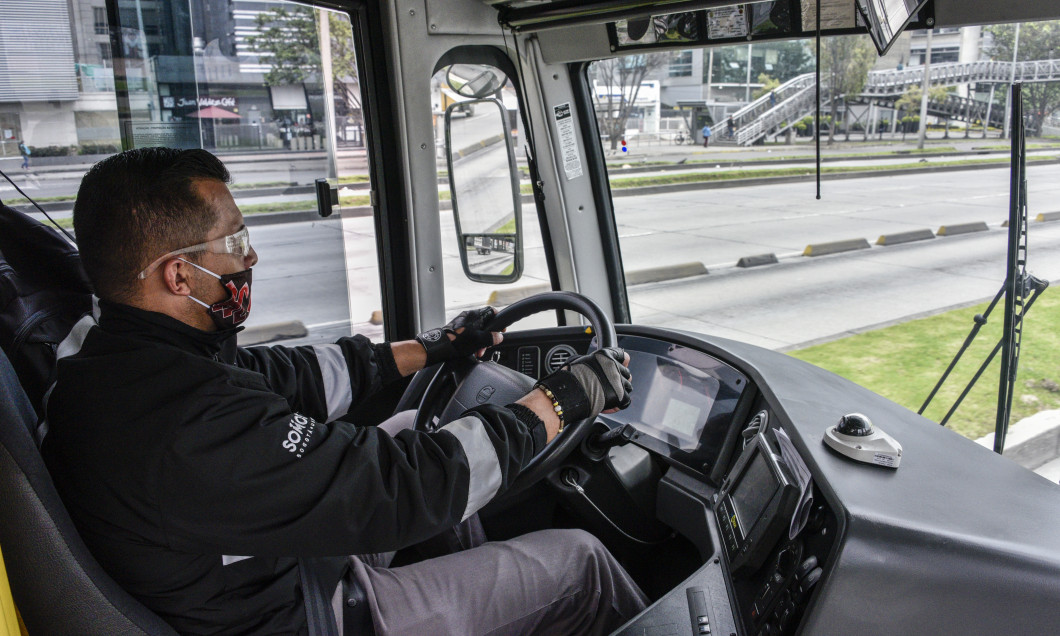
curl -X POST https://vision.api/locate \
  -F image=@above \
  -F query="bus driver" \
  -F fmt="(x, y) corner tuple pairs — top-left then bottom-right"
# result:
(41, 148), (647, 635)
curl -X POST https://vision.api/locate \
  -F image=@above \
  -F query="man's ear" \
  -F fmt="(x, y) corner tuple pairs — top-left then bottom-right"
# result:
(161, 259), (194, 296)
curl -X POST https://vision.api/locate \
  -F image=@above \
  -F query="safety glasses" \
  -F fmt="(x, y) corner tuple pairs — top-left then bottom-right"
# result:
(138, 227), (251, 279)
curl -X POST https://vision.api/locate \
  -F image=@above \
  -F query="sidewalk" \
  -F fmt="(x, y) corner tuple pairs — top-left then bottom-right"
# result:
(2, 147), (367, 177)
(601, 130), (1025, 165)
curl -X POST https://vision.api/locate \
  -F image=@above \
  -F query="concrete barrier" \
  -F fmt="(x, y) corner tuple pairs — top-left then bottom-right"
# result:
(625, 262), (707, 285)
(977, 409), (1060, 470)
(1036, 211), (1060, 222)
(487, 283), (550, 306)
(937, 221), (989, 236)
(239, 320), (308, 346)
(802, 238), (870, 257)
(486, 262), (708, 305)
(736, 253), (779, 268)
(876, 229), (936, 246)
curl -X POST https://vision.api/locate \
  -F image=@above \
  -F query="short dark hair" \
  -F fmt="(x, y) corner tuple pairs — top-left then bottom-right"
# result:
(73, 147), (231, 302)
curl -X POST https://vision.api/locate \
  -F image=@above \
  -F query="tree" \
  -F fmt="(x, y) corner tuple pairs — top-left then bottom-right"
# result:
(753, 73), (781, 100)
(591, 53), (669, 150)
(247, 6), (320, 86)
(986, 21), (1060, 136)
(819, 35), (875, 142)
(247, 7), (361, 132)
(894, 85), (953, 114)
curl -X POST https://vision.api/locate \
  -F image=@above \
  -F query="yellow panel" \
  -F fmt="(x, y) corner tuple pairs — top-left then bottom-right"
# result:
(0, 544), (22, 636)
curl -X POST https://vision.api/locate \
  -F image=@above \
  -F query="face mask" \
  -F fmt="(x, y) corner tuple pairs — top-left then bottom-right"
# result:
(179, 258), (252, 330)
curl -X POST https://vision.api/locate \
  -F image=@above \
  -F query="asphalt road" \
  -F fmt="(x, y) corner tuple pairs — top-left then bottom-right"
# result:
(239, 162), (1060, 351)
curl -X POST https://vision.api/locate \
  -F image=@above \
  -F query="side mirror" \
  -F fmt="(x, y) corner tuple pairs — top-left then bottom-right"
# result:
(445, 97), (522, 283)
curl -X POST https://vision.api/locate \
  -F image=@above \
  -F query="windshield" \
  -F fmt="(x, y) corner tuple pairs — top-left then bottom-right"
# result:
(586, 25), (1060, 450)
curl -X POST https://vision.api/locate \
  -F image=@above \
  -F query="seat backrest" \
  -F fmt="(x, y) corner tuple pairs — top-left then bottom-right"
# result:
(0, 204), (93, 416)
(0, 347), (178, 635)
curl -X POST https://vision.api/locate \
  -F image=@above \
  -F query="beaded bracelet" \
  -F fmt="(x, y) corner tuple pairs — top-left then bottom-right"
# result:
(536, 385), (565, 432)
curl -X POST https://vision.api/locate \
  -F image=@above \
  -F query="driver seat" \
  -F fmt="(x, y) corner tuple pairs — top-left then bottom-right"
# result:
(0, 346), (178, 635)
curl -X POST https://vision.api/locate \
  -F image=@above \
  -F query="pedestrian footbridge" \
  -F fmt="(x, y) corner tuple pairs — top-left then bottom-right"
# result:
(725, 59), (1060, 146)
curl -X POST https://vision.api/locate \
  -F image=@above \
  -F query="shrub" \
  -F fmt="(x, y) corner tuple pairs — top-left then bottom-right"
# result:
(28, 145), (76, 157)
(78, 143), (121, 155)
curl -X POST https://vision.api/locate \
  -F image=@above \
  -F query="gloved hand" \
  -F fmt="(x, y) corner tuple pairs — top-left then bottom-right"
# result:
(416, 306), (499, 365)
(534, 347), (633, 426)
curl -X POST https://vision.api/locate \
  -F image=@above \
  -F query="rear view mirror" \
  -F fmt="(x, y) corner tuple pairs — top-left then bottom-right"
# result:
(445, 97), (522, 283)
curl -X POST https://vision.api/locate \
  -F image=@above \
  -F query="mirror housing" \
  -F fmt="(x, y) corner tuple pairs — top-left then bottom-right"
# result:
(445, 97), (523, 283)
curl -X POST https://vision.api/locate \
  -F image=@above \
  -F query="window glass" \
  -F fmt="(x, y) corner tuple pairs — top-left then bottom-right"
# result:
(0, 0), (382, 345)
(588, 30), (1057, 440)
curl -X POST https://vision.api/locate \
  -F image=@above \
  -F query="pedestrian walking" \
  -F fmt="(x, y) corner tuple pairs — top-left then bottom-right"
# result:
(769, 90), (777, 107)
(18, 140), (30, 170)
(727, 117), (735, 139)
(701, 123), (712, 148)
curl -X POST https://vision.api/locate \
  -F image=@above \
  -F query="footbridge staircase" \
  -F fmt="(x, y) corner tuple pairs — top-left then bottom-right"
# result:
(727, 58), (1060, 146)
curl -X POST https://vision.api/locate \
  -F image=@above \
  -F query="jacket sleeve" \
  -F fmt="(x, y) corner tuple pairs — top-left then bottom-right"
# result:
(157, 373), (545, 557)
(232, 334), (402, 422)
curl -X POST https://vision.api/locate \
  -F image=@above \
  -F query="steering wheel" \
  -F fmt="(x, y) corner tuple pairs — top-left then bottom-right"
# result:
(413, 291), (617, 493)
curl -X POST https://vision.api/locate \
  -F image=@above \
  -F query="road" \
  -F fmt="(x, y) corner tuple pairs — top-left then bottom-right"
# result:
(240, 162), (1060, 351)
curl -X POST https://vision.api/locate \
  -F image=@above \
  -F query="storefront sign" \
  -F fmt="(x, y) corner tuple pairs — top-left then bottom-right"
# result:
(163, 96), (237, 109)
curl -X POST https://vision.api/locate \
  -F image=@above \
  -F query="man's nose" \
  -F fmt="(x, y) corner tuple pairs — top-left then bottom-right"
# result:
(246, 245), (259, 268)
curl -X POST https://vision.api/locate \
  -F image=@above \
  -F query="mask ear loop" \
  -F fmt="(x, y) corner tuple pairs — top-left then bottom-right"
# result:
(178, 257), (220, 309)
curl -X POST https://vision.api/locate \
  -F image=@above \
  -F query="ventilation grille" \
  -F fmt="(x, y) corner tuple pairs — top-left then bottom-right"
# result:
(545, 345), (577, 373)
(742, 410), (769, 448)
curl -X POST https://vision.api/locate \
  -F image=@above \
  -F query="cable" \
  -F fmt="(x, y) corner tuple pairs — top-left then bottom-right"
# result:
(562, 471), (672, 546)
(0, 167), (77, 244)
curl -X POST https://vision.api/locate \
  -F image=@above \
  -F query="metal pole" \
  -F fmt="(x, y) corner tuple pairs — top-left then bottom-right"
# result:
(1003, 23), (1020, 140)
(917, 28), (933, 150)
(319, 9), (338, 180)
(745, 43), (753, 103)
(984, 84), (995, 137)
(706, 49), (714, 104)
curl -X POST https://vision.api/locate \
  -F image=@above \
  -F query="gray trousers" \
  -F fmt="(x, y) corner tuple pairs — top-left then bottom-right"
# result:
(350, 528), (647, 636)
(338, 413), (649, 635)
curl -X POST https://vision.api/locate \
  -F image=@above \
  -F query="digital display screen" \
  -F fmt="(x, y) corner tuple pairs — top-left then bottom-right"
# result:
(661, 398), (702, 438)
(730, 451), (779, 538)
(627, 355), (718, 451)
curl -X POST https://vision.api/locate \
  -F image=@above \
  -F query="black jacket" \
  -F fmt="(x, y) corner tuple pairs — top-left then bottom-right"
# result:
(42, 300), (544, 635)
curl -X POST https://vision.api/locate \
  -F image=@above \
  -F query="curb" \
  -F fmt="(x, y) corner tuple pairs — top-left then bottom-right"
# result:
(240, 320), (308, 346)
(604, 147), (1011, 175)
(803, 238), (870, 257)
(242, 206), (372, 227)
(486, 262), (710, 305)
(976, 409), (1060, 471)
(487, 283), (551, 306)
(1036, 211), (1060, 222)
(937, 221), (989, 236)
(876, 229), (935, 246)
(608, 157), (1060, 199)
(736, 253), (779, 268)
(625, 262), (707, 285)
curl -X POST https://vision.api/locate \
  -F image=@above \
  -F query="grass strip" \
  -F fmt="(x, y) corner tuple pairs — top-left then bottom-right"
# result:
(789, 292), (1060, 441)
(3, 194), (77, 205)
(606, 156), (1055, 189)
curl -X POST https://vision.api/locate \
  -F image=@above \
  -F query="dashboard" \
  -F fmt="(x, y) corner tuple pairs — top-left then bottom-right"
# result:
(487, 326), (837, 636)
(480, 323), (1060, 636)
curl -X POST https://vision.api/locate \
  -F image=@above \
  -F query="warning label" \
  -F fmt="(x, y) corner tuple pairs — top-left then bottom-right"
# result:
(553, 102), (583, 180)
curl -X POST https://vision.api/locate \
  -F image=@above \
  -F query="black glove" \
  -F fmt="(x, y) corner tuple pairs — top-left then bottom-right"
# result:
(535, 347), (633, 425)
(416, 306), (498, 365)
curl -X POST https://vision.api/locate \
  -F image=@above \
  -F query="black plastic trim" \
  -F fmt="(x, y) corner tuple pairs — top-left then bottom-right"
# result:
(569, 62), (631, 323)
(351, 1), (416, 341)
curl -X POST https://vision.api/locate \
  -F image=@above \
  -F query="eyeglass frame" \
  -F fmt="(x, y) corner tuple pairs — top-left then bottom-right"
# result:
(137, 226), (252, 280)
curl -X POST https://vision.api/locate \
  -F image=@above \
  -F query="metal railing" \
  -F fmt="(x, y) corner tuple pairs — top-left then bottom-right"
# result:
(864, 59), (1060, 96)
(727, 58), (1060, 145)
